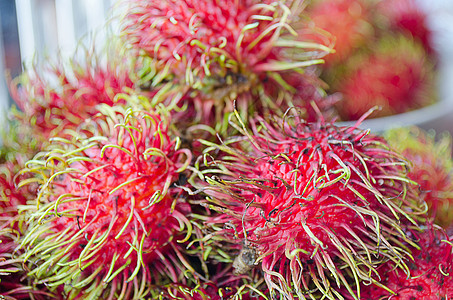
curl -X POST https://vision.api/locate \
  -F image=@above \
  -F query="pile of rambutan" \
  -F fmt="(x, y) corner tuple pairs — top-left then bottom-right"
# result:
(0, 0), (452, 299)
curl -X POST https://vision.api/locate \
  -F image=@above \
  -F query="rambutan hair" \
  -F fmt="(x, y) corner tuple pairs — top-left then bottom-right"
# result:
(194, 109), (426, 299)
(17, 105), (194, 299)
(120, 0), (333, 125)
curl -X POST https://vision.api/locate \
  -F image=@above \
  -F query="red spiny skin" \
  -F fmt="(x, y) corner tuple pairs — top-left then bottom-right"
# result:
(54, 112), (184, 270)
(386, 128), (453, 228)
(307, 0), (371, 65)
(377, 0), (433, 54)
(122, 0), (332, 126)
(336, 37), (435, 120)
(122, 0), (283, 80)
(20, 109), (193, 297)
(51, 143), (180, 272)
(10, 52), (135, 141)
(351, 228), (453, 299)
(202, 116), (423, 298)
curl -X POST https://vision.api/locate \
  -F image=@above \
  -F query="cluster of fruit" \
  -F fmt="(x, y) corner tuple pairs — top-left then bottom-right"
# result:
(0, 0), (451, 299)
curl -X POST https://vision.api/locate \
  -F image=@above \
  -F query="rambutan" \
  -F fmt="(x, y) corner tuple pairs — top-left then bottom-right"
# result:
(121, 0), (332, 124)
(17, 105), (194, 299)
(195, 110), (426, 299)
(386, 127), (453, 228)
(348, 226), (453, 299)
(334, 36), (435, 120)
(9, 38), (136, 141)
(376, 0), (433, 54)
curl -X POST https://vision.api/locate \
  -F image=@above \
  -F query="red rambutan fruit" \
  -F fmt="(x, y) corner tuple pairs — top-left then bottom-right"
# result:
(9, 38), (136, 141)
(335, 36), (435, 120)
(376, 0), (433, 54)
(347, 226), (453, 299)
(17, 105), (195, 299)
(120, 0), (333, 124)
(195, 110), (426, 299)
(386, 127), (453, 228)
(306, 0), (372, 65)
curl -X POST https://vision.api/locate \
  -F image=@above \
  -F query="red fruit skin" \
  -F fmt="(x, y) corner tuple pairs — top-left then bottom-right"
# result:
(351, 227), (453, 300)
(377, 0), (433, 54)
(19, 108), (193, 298)
(307, 0), (371, 65)
(201, 115), (424, 298)
(336, 37), (435, 120)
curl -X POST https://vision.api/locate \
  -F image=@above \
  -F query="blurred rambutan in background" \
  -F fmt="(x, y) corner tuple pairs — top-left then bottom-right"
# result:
(334, 36), (435, 120)
(376, 0), (434, 53)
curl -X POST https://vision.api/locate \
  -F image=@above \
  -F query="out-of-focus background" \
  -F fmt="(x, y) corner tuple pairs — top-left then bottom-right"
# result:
(0, 0), (117, 122)
(0, 0), (453, 131)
